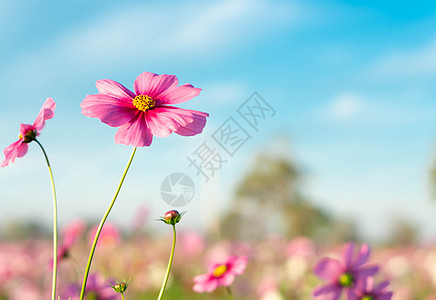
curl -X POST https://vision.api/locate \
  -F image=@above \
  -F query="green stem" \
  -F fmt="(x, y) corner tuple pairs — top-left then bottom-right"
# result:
(35, 139), (58, 300)
(79, 147), (137, 300)
(226, 286), (235, 300)
(121, 293), (125, 300)
(157, 224), (177, 300)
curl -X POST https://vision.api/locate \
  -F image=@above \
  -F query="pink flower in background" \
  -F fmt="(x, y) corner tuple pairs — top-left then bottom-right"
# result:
(193, 255), (248, 293)
(313, 242), (379, 300)
(52, 220), (86, 265)
(87, 223), (121, 247)
(349, 277), (393, 300)
(64, 273), (117, 300)
(1, 97), (55, 167)
(80, 71), (209, 147)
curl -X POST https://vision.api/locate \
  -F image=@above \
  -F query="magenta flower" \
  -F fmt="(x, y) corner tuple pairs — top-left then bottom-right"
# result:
(349, 277), (393, 300)
(64, 273), (117, 300)
(193, 255), (248, 293)
(80, 71), (209, 147)
(1, 97), (55, 167)
(313, 242), (379, 300)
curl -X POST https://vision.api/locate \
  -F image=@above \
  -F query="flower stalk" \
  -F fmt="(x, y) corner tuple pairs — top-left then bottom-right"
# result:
(157, 223), (177, 300)
(79, 147), (137, 300)
(226, 286), (235, 300)
(35, 139), (58, 300)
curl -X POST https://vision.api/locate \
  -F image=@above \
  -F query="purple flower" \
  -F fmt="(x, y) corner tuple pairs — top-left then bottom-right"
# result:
(313, 242), (379, 300)
(349, 277), (393, 300)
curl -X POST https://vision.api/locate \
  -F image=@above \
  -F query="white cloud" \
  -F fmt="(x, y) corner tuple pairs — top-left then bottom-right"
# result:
(366, 36), (436, 80)
(325, 92), (365, 121)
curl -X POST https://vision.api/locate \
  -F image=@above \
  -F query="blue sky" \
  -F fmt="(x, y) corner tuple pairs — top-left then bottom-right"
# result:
(1, 0), (436, 242)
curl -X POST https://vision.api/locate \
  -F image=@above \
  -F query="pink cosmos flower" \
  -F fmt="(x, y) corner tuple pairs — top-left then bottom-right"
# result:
(313, 242), (379, 300)
(87, 223), (121, 247)
(64, 273), (117, 300)
(1, 98), (56, 167)
(193, 255), (248, 293)
(51, 220), (86, 266)
(80, 71), (209, 147)
(348, 277), (393, 300)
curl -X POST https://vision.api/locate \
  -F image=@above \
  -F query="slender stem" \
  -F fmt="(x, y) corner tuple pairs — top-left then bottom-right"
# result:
(121, 293), (125, 300)
(226, 286), (235, 300)
(157, 224), (177, 300)
(79, 147), (137, 300)
(35, 139), (58, 300)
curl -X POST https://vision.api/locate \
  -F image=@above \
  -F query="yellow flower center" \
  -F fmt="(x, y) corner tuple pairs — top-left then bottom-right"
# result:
(338, 273), (353, 287)
(19, 130), (37, 143)
(213, 264), (228, 278)
(361, 296), (374, 300)
(133, 95), (156, 111)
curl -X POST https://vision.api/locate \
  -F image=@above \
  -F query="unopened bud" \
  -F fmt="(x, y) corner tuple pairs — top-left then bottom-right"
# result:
(109, 281), (128, 293)
(159, 210), (185, 225)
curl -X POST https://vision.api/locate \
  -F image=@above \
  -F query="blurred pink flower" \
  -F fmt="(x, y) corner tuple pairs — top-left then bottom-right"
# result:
(1, 97), (55, 167)
(64, 273), (117, 300)
(348, 277), (393, 300)
(80, 71), (209, 147)
(87, 223), (121, 247)
(313, 242), (379, 300)
(51, 220), (86, 266)
(193, 255), (248, 293)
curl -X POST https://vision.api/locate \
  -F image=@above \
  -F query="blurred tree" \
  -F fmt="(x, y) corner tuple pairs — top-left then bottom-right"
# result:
(387, 216), (418, 246)
(221, 150), (358, 243)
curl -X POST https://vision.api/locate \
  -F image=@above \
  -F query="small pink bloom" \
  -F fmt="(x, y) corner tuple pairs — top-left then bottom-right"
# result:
(313, 242), (379, 300)
(193, 255), (248, 293)
(80, 71), (209, 147)
(51, 220), (86, 266)
(1, 98), (56, 167)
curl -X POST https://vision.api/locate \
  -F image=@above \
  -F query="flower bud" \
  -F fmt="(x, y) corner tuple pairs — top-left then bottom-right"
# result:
(160, 210), (185, 225)
(109, 281), (128, 293)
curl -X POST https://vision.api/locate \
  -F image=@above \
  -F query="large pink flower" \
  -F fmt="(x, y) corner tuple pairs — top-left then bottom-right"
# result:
(193, 255), (248, 293)
(313, 242), (379, 300)
(1, 97), (56, 167)
(80, 71), (209, 147)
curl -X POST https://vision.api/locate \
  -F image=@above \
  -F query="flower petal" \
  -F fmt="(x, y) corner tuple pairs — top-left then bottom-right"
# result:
(1, 139), (27, 167)
(193, 274), (217, 293)
(343, 242), (355, 269)
(355, 265), (379, 279)
(313, 283), (341, 300)
(96, 79), (136, 100)
(354, 244), (371, 268)
(229, 256), (248, 275)
(81, 94), (136, 127)
(114, 113), (153, 147)
(219, 273), (236, 287)
(313, 258), (343, 281)
(146, 106), (208, 138)
(373, 280), (390, 293)
(134, 72), (178, 98)
(157, 83), (202, 105)
(33, 97), (56, 132)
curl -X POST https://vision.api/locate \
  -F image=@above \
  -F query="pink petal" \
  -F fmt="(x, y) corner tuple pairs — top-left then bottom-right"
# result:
(356, 265), (379, 279)
(1, 140), (27, 167)
(373, 280), (390, 293)
(157, 83), (202, 105)
(19, 123), (36, 136)
(219, 273), (236, 286)
(81, 94), (136, 127)
(96, 79), (136, 100)
(313, 284), (341, 300)
(354, 244), (371, 268)
(313, 258), (343, 281)
(134, 72), (178, 98)
(33, 97), (56, 132)
(343, 242), (355, 269)
(193, 274), (217, 293)
(229, 256), (248, 275)
(146, 106), (208, 138)
(114, 113), (153, 147)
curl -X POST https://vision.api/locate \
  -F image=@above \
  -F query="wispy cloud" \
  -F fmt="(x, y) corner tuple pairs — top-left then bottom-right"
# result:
(324, 92), (365, 121)
(366, 35), (436, 80)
